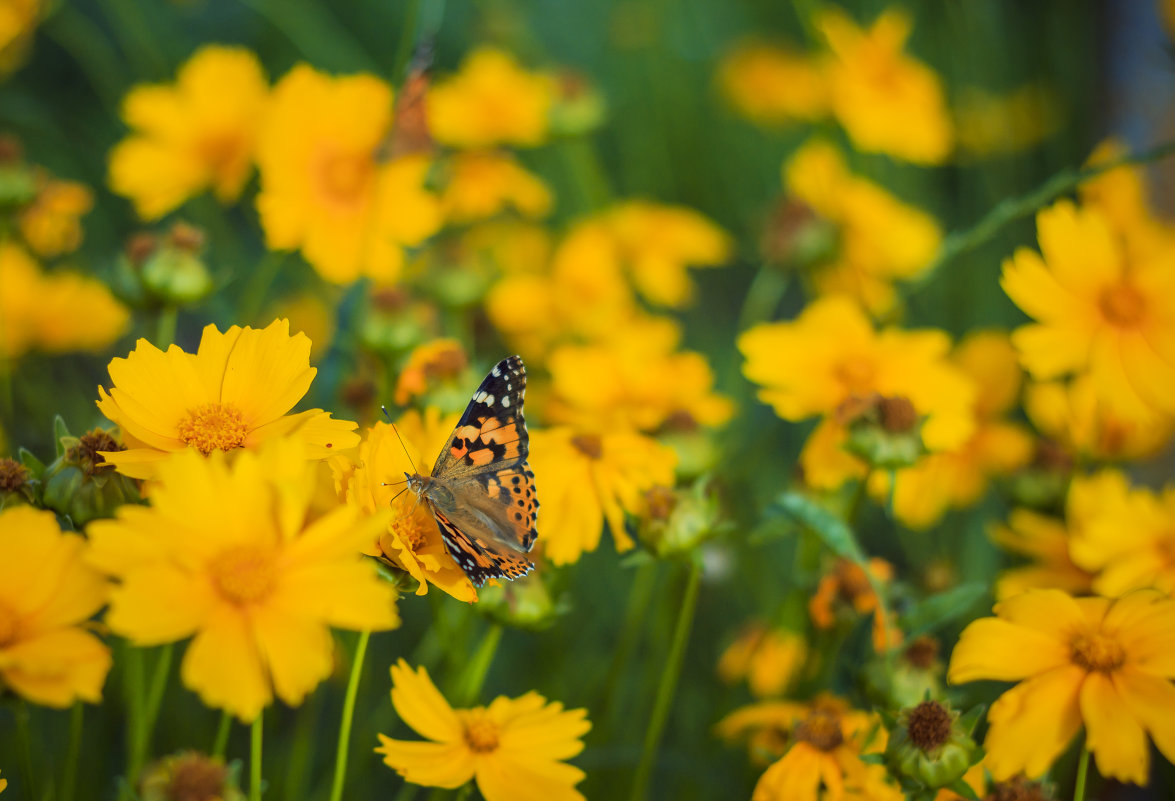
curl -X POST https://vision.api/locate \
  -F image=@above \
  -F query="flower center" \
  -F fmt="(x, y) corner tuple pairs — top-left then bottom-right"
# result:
(571, 434), (603, 459)
(462, 712), (501, 753)
(0, 457), (28, 492)
(317, 151), (374, 206)
(390, 509), (430, 553)
(1070, 630), (1126, 673)
(165, 753), (229, 801)
(197, 132), (245, 175)
(178, 403), (249, 455)
(905, 700), (952, 751)
(0, 600), (20, 647)
(794, 710), (844, 752)
(209, 546), (277, 606)
(1099, 284), (1146, 328)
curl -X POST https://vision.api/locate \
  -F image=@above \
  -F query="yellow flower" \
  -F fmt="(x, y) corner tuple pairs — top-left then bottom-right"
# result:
(87, 442), (400, 721)
(954, 84), (1062, 158)
(427, 48), (554, 149)
(740, 297), (974, 489)
(809, 557), (901, 652)
(718, 695), (900, 801)
(818, 7), (953, 164)
(0, 0), (40, 74)
(784, 140), (942, 315)
(440, 151), (552, 224)
(1001, 199), (1175, 420)
(95, 319), (358, 480)
(717, 40), (828, 126)
(991, 509), (1095, 601)
(1080, 139), (1175, 263)
(375, 659), (590, 801)
(18, 174), (92, 258)
(392, 339), (469, 407)
(109, 46), (268, 219)
(0, 506), (111, 707)
(334, 410), (476, 603)
(0, 769), (5, 793)
(948, 588), (1175, 784)
(140, 751), (244, 801)
(257, 65), (442, 284)
(528, 426), (676, 565)
(717, 622), (808, 698)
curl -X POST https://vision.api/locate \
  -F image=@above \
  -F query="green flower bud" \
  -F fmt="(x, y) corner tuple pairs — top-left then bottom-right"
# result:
(885, 700), (983, 791)
(840, 393), (925, 470)
(0, 136), (37, 208)
(0, 456), (34, 510)
(140, 750), (245, 801)
(358, 287), (438, 354)
(638, 477), (727, 558)
(1008, 439), (1071, 511)
(762, 199), (840, 272)
(548, 70), (606, 136)
(41, 425), (141, 526)
(476, 572), (562, 631)
(863, 636), (944, 709)
(137, 222), (213, 305)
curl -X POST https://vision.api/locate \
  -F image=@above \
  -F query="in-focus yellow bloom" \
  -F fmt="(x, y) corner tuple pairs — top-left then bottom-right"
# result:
(818, 7), (952, 164)
(96, 319), (358, 479)
(0, 506), (111, 707)
(784, 139), (942, 315)
(428, 48), (554, 149)
(718, 695), (901, 801)
(109, 46), (268, 219)
(376, 659), (590, 801)
(740, 296), (974, 489)
(440, 151), (552, 224)
(19, 174), (92, 258)
(949, 588), (1175, 784)
(954, 84), (1062, 158)
(717, 622), (808, 698)
(528, 426), (676, 565)
(257, 65), (442, 284)
(717, 40), (828, 126)
(1002, 199), (1175, 420)
(88, 442), (400, 721)
(334, 410), (476, 602)
(991, 509), (1095, 601)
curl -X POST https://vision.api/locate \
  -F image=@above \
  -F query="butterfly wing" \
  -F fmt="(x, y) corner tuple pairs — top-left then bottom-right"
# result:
(431, 356), (528, 480)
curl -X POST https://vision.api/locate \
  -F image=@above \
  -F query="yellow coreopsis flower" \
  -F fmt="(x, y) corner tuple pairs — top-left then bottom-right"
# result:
(256, 65), (442, 285)
(427, 47), (554, 149)
(19, 174), (92, 258)
(376, 659), (590, 801)
(740, 296), (974, 489)
(528, 425), (676, 565)
(991, 509), (1095, 601)
(392, 339), (469, 407)
(334, 410), (477, 603)
(818, 7), (953, 164)
(1080, 139), (1175, 263)
(95, 319), (358, 479)
(109, 46), (269, 219)
(87, 442), (400, 721)
(717, 622), (808, 698)
(717, 40), (828, 126)
(440, 151), (552, 224)
(784, 140), (942, 315)
(0, 506), (111, 707)
(1001, 199), (1175, 420)
(949, 588), (1175, 784)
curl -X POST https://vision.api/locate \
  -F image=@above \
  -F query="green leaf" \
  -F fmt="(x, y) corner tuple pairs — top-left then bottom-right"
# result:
(770, 490), (866, 563)
(18, 447), (46, 477)
(902, 583), (988, 638)
(53, 415), (72, 458)
(944, 776), (982, 801)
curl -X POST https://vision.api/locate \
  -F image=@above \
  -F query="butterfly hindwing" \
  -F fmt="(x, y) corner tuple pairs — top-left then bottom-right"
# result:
(478, 463), (539, 551)
(433, 506), (534, 586)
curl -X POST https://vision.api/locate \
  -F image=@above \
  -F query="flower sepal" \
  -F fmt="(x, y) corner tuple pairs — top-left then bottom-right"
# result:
(884, 699), (984, 792)
(38, 417), (141, 526)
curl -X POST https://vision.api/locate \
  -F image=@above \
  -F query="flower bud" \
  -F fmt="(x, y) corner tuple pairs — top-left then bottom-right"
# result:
(136, 222), (214, 305)
(358, 287), (438, 354)
(762, 198), (839, 271)
(885, 700), (983, 791)
(140, 750), (245, 801)
(476, 571), (561, 631)
(838, 393), (925, 470)
(863, 635), (943, 709)
(638, 478), (727, 558)
(41, 423), (141, 526)
(0, 456), (34, 509)
(0, 136), (37, 208)
(1008, 438), (1071, 510)
(548, 70), (606, 136)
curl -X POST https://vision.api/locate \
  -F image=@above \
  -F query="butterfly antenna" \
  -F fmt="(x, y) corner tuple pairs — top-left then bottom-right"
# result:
(389, 485), (410, 504)
(380, 406), (418, 474)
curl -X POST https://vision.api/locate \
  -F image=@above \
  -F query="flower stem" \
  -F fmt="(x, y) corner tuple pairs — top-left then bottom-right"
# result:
(16, 702), (38, 801)
(124, 645), (145, 784)
(1073, 746), (1091, 801)
(61, 702), (84, 801)
(128, 644), (174, 784)
(599, 561), (658, 732)
(238, 250), (287, 327)
(629, 560), (702, 801)
(212, 710), (232, 758)
(329, 630), (371, 801)
(250, 712), (264, 801)
(155, 306), (177, 346)
(453, 623), (503, 707)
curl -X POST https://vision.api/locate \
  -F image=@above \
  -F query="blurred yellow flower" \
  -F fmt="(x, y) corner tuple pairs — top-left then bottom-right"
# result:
(1081, 139), (1175, 263)
(335, 412), (477, 603)
(991, 509), (1095, 601)
(717, 622), (808, 698)
(717, 40), (828, 126)
(528, 426), (676, 564)
(809, 557), (901, 652)
(784, 140), (942, 315)
(440, 151), (552, 224)
(0, 769), (5, 793)
(949, 588), (1175, 784)
(0, 0), (40, 73)
(428, 47), (555, 149)
(19, 174), (92, 258)
(96, 319), (358, 479)
(393, 339), (468, 407)
(818, 7), (952, 164)
(0, 506), (111, 707)
(1002, 199), (1175, 420)
(266, 290), (337, 363)
(88, 442), (400, 721)
(109, 46), (268, 219)
(257, 65), (442, 284)
(954, 84), (1062, 158)
(376, 659), (590, 801)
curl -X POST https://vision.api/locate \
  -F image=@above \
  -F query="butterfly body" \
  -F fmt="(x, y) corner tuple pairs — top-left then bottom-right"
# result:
(407, 356), (538, 586)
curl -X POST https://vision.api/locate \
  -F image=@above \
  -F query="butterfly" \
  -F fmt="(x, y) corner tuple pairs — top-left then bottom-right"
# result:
(404, 356), (538, 586)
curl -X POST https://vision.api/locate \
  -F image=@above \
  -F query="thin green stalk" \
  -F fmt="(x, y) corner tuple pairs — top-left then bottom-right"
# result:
(124, 645), (145, 785)
(155, 307), (177, 346)
(250, 713), (264, 801)
(237, 251), (288, 326)
(16, 702), (38, 801)
(329, 630), (372, 801)
(453, 623), (503, 708)
(599, 561), (658, 731)
(61, 702), (84, 801)
(212, 710), (232, 759)
(1073, 746), (1091, 801)
(128, 644), (173, 784)
(629, 561), (702, 801)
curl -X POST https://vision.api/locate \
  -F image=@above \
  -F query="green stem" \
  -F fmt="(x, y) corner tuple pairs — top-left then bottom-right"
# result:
(238, 250), (288, 326)
(923, 138), (1175, 279)
(61, 702), (84, 801)
(128, 644), (173, 784)
(124, 645), (145, 785)
(250, 713), (264, 801)
(329, 630), (372, 801)
(212, 710), (232, 759)
(16, 702), (38, 801)
(155, 306), (177, 346)
(453, 623), (503, 707)
(1073, 746), (1091, 801)
(599, 562), (658, 731)
(629, 561), (702, 801)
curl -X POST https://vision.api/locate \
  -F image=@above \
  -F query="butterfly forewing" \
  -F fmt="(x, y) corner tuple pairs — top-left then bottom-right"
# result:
(431, 355), (529, 480)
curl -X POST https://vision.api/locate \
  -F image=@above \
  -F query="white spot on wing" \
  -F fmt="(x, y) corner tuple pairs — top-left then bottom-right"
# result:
(502, 396), (510, 407)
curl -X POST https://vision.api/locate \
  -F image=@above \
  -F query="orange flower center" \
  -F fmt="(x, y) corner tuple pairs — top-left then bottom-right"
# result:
(834, 357), (876, 395)
(1099, 283), (1146, 328)
(571, 434), (603, 459)
(794, 709), (844, 752)
(196, 132), (245, 176)
(462, 711), (501, 753)
(1069, 630), (1126, 673)
(389, 508), (430, 554)
(209, 546), (277, 606)
(0, 600), (20, 647)
(317, 150), (374, 207)
(178, 403), (249, 455)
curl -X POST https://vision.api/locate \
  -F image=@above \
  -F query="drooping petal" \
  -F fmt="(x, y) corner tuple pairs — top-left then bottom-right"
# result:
(1115, 668), (1175, 769)
(389, 659), (462, 743)
(0, 628), (111, 707)
(983, 664), (1084, 780)
(374, 736), (474, 789)
(250, 604), (334, 709)
(181, 606), (270, 721)
(1080, 671), (1149, 784)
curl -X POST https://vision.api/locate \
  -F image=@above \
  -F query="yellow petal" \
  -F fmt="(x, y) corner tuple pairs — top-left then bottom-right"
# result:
(984, 664), (1084, 780)
(250, 604), (334, 709)
(0, 628), (111, 707)
(105, 564), (216, 644)
(390, 659), (462, 742)
(948, 618), (1069, 683)
(1115, 668), (1175, 769)
(1080, 671), (1149, 784)
(475, 751), (586, 801)
(374, 736), (474, 788)
(753, 745), (821, 801)
(181, 606), (271, 721)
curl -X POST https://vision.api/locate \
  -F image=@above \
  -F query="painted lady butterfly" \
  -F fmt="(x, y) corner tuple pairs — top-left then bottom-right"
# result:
(405, 356), (537, 586)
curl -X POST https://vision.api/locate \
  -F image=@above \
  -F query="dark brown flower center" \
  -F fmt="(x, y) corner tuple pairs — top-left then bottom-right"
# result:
(1070, 630), (1126, 673)
(906, 700), (952, 751)
(0, 458), (28, 492)
(794, 710), (844, 752)
(165, 753), (229, 801)
(904, 635), (940, 669)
